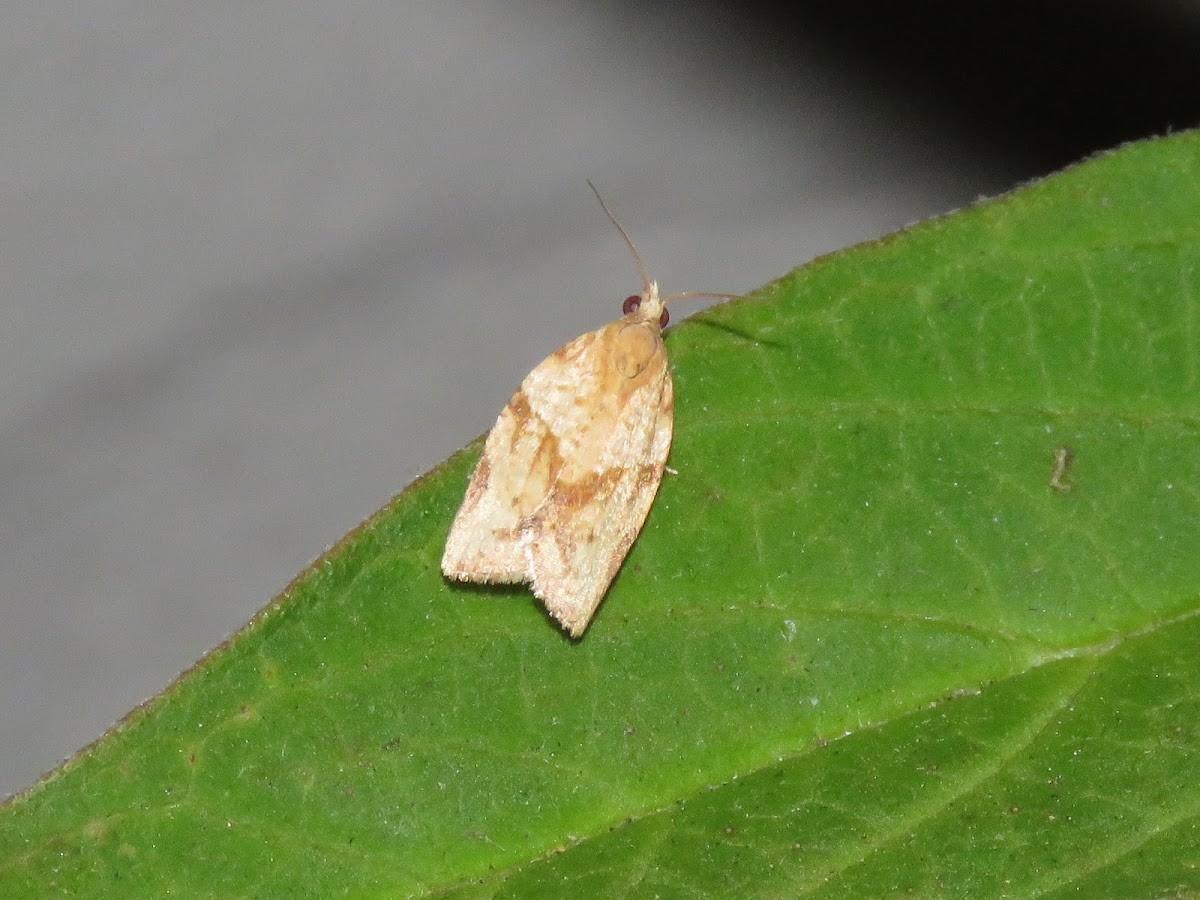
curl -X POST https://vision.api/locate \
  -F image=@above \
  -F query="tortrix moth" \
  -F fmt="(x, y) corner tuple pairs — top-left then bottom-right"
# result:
(441, 184), (732, 637)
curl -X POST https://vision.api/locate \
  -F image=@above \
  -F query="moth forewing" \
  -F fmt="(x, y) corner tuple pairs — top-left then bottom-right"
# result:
(524, 319), (673, 636)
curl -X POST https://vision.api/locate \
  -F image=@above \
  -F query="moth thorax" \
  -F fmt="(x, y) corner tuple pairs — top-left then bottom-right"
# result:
(614, 320), (662, 379)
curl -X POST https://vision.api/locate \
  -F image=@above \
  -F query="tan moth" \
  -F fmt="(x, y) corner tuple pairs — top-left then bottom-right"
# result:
(441, 184), (733, 637)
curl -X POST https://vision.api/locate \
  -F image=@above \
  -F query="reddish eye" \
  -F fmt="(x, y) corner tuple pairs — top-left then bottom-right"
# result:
(621, 295), (670, 328)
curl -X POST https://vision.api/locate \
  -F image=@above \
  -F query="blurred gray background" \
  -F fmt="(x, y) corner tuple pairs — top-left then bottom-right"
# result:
(3, 1), (1199, 798)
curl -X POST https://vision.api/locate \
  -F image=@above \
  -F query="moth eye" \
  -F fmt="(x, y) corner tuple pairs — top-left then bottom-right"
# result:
(658, 308), (669, 328)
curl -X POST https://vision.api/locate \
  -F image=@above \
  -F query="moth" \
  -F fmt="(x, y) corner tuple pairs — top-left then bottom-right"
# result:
(441, 184), (732, 637)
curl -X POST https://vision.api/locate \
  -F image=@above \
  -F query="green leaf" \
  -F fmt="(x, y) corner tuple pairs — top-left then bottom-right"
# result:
(4, 131), (1199, 897)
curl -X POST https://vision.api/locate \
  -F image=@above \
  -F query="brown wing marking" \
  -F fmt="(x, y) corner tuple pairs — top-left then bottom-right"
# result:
(526, 367), (673, 636)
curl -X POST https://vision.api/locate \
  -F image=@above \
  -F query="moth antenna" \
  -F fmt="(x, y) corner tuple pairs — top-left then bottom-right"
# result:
(662, 290), (749, 305)
(587, 180), (653, 295)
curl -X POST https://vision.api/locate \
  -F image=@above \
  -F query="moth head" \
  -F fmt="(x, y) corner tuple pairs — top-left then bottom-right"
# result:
(622, 286), (668, 329)
(588, 180), (743, 331)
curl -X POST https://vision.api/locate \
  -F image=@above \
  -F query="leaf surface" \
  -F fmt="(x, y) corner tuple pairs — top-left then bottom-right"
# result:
(3, 132), (1199, 897)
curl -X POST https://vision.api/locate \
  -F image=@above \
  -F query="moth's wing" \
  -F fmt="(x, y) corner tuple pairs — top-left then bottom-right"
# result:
(441, 328), (606, 583)
(523, 322), (674, 637)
